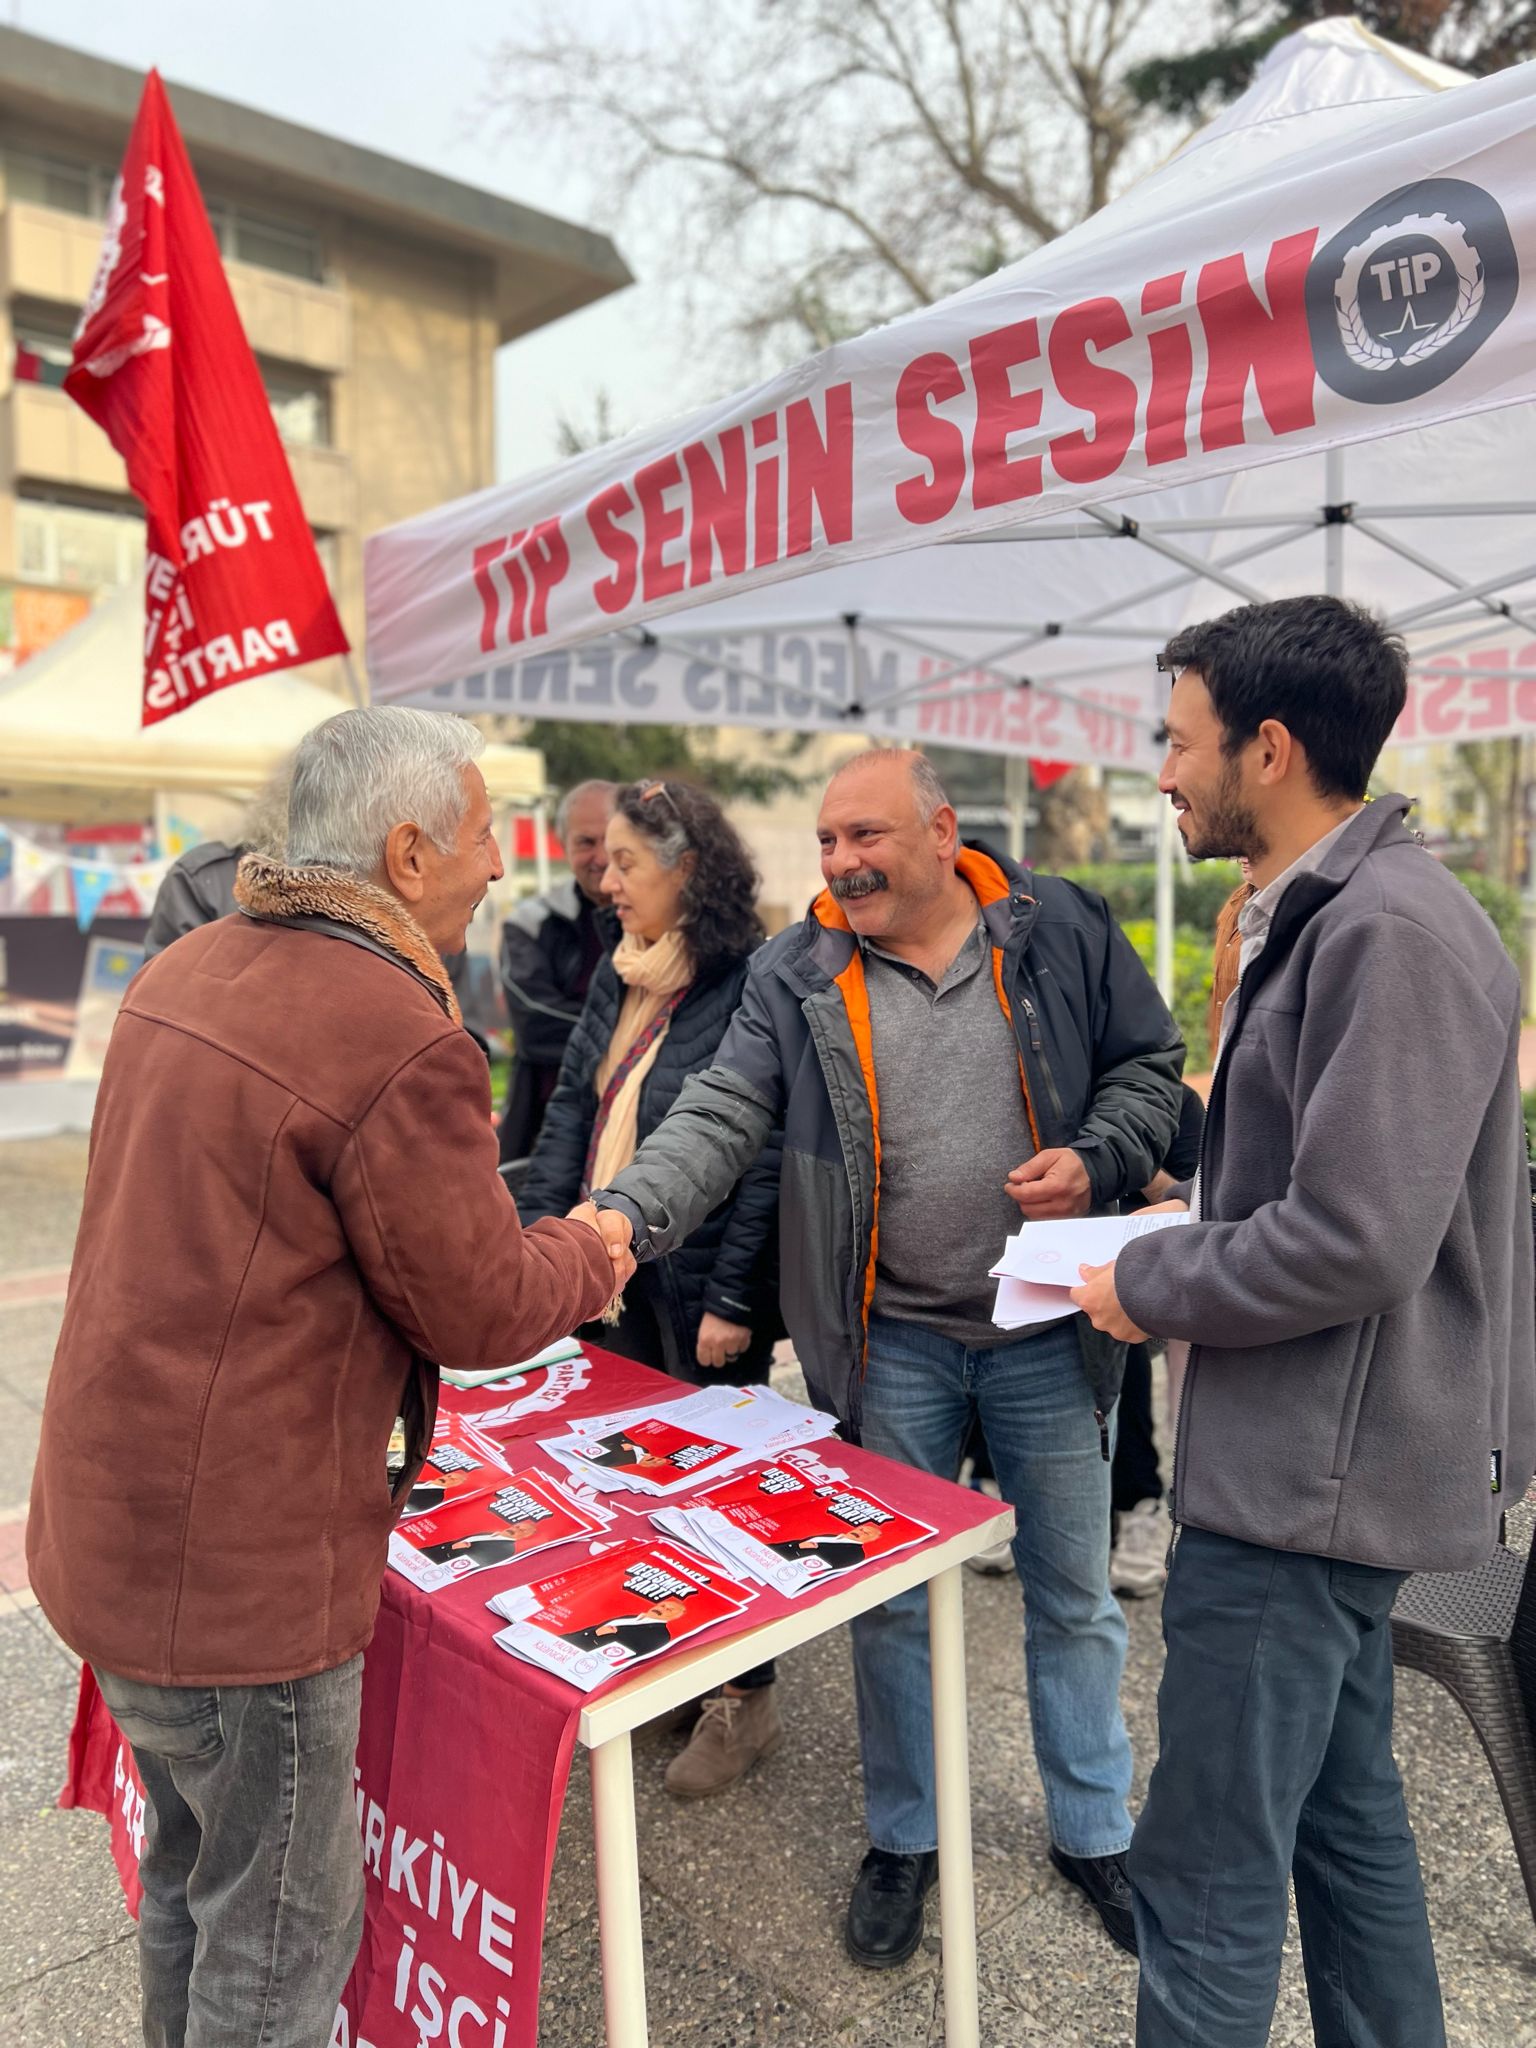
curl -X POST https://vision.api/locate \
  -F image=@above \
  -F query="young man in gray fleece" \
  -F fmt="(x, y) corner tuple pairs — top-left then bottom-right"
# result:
(1073, 594), (1536, 2048)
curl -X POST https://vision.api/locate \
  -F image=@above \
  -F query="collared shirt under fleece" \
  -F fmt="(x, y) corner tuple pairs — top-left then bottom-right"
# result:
(862, 918), (1042, 1348)
(593, 842), (1184, 1436)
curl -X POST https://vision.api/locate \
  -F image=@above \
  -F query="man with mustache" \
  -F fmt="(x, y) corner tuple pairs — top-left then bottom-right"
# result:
(587, 747), (1182, 1964)
(1072, 596), (1535, 2047)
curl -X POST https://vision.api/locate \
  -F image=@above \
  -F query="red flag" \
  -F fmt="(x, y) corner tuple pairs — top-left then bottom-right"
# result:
(1031, 759), (1075, 789)
(65, 72), (349, 727)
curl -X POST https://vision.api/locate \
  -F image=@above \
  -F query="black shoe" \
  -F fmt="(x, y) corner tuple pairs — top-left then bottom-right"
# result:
(1049, 1847), (1138, 1956)
(845, 1847), (939, 1969)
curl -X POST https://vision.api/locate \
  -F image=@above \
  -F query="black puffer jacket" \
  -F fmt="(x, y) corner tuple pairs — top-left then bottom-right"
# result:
(520, 951), (784, 1377)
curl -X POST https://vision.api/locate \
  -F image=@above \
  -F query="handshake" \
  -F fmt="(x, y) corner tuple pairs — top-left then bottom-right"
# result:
(567, 1202), (638, 1294)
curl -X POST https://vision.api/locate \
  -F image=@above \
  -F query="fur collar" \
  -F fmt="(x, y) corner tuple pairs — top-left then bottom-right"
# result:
(234, 853), (461, 1024)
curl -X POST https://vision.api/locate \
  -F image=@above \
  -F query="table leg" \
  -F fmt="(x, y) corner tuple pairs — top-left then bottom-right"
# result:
(929, 1564), (980, 2047)
(590, 1729), (649, 2048)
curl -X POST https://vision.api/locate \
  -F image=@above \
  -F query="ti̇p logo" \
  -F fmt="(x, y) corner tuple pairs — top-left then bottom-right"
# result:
(1307, 179), (1519, 404)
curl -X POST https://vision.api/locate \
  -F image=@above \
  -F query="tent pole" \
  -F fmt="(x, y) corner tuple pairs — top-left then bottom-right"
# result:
(1005, 753), (1028, 867)
(1155, 791), (1176, 1009)
(1324, 449), (1345, 598)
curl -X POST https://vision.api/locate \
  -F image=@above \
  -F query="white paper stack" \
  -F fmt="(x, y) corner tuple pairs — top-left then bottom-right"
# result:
(990, 1212), (1190, 1329)
(539, 1383), (840, 1500)
(439, 1336), (586, 1391)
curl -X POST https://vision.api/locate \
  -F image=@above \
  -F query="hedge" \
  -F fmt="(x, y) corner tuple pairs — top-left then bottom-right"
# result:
(1065, 861), (1526, 979)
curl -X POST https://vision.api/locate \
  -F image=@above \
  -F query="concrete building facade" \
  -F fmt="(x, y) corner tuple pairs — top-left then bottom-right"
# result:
(0, 25), (630, 681)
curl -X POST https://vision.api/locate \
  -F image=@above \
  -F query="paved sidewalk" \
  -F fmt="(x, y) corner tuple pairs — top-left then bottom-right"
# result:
(2, 1134), (1534, 2045)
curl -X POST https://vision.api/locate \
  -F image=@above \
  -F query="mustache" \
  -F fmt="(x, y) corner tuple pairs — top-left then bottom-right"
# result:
(830, 870), (890, 901)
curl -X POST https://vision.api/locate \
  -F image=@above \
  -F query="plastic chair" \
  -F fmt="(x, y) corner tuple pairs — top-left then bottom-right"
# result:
(1391, 1530), (1536, 1922)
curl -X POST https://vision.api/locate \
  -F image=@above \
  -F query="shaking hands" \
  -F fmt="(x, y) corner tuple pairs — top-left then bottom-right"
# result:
(566, 1202), (638, 1294)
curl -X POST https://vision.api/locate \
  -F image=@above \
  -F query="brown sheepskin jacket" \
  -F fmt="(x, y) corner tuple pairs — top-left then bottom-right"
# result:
(27, 857), (615, 1687)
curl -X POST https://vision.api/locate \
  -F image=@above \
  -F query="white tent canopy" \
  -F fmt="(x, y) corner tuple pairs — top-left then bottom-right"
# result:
(366, 18), (1536, 782)
(0, 587), (547, 807)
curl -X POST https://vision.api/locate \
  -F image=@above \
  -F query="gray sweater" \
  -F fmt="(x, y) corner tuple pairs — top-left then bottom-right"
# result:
(1118, 797), (1535, 1572)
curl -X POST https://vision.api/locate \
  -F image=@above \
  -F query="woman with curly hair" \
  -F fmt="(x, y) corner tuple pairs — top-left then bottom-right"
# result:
(522, 776), (782, 1378)
(520, 778), (786, 1795)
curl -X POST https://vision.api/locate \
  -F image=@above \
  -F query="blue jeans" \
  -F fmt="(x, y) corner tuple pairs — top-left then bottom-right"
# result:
(851, 1313), (1132, 1858)
(95, 1657), (365, 2048)
(1130, 1528), (1444, 2047)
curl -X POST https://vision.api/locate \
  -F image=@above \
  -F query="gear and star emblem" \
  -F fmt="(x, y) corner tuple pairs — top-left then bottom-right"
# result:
(1306, 178), (1519, 404)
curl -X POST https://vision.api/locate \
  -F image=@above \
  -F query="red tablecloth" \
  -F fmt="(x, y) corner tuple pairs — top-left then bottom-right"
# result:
(63, 1350), (999, 2047)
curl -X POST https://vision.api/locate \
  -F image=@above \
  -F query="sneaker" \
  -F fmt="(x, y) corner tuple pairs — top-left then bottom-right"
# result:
(963, 1477), (1015, 1577)
(845, 1847), (939, 1968)
(1049, 1847), (1138, 1956)
(663, 1686), (782, 1799)
(1110, 1498), (1168, 1599)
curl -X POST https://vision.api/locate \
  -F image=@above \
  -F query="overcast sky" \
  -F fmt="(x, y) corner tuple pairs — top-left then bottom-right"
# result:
(23, 0), (681, 480)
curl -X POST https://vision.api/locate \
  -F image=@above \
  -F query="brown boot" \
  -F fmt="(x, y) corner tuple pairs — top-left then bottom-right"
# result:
(663, 1686), (782, 1799)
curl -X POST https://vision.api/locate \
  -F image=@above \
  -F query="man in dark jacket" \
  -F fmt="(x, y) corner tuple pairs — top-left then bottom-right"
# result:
(498, 780), (618, 1161)
(143, 769), (292, 960)
(1073, 595), (1536, 2048)
(591, 748), (1182, 1965)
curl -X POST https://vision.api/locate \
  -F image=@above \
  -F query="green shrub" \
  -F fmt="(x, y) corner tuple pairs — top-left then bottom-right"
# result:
(1071, 859), (1528, 988)
(1120, 920), (1216, 1066)
(1453, 871), (1526, 979)
(1062, 861), (1244, 936)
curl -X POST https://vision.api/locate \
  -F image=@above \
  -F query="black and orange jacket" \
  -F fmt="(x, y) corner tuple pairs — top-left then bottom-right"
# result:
(597, 843), (1184, 1434)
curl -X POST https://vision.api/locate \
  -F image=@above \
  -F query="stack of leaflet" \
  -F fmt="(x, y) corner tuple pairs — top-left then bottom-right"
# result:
(396, 1413), (514, 1520)
(486, 1537), (758, 1690)
(990, 1212), (1190, 1330)
(439, 1335), (586, 1391)
(539, 1382), (839, 1500)
(654, 1452), (938, 1598)
(389, 1463), (615, 1594)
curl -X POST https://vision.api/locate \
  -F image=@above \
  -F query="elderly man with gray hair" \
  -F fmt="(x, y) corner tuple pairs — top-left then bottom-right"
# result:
(28, 706), (630, 2048)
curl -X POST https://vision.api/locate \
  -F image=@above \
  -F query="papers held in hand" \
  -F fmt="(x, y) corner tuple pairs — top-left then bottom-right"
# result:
(990, 1212), (1190, 1330)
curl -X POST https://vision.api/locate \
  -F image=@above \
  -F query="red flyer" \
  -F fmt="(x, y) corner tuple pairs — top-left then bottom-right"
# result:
(396, 1413), (511, 1520)
(490, 1538), (757, 1690)
(563, 1414), (738, 1493)
(684, 1464), (938, 1596)
(388, 1466), (611, 1592)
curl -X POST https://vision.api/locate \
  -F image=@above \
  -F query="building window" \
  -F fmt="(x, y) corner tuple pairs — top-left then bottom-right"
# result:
(206, 202), (324, 283)
(7, 150), (325, 281)
(15, 496), (145, 591)
(5, 148), (112, 217)
(261, 360), (332, 447)
(13, 306), (76, 389)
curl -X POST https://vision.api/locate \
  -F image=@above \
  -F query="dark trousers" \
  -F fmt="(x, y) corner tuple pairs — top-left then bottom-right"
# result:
(95, 1657), (365, 2048)
(1130, 1528), (1444, 2048)
(1112, 1342), (1162, 1515)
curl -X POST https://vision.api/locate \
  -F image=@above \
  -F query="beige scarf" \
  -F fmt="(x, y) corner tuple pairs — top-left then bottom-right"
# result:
(588, 927), (694, 1192)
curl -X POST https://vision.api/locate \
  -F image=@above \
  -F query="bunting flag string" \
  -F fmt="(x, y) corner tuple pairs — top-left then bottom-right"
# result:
(0, 824), (173, 931)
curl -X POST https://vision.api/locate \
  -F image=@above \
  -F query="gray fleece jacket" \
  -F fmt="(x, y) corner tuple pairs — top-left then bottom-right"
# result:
(1117, 796), (1535, 1573)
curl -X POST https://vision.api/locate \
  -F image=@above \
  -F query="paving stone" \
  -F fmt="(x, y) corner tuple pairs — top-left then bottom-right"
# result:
(0, 1928), (139, 2048)
(0, 1805), (135, 1998)
(0, 1139), (88, 1282)
(0, 1301), (66, 1414)
(0, 1614), (78, 1823)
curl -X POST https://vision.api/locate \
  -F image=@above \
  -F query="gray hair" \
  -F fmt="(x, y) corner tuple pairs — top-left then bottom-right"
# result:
(240, 758), (293, 859)
(829, 747), (951, 825)
(555, 778), (618, 840)
(286, 706), (485, 874)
